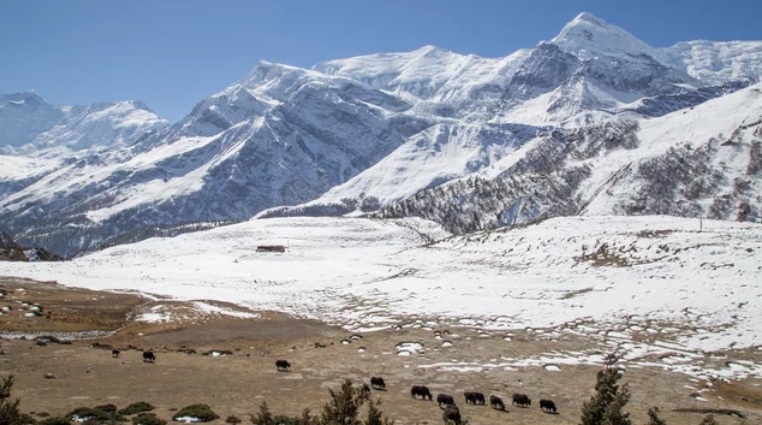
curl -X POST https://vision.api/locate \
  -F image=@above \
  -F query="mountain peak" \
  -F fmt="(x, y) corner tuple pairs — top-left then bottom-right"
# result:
(551, 12), (665, 62)
(572, 12), (606, 26)
(412, 44), (452, 56)
(0, 90), (47, 107)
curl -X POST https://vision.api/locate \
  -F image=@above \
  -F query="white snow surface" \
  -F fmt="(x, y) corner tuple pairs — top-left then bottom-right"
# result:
(551, 12), (669, 63)
(315, 45), (531, 103)
(0, 215), (760, 355)
(304, 123), (529, 207)
(666, 40), (762, 85)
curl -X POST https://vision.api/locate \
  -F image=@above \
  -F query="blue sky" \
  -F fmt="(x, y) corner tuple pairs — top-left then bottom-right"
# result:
(1, 0), (761, 121)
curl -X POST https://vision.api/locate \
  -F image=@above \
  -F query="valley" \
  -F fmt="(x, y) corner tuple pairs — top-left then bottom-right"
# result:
(1, 274), (760, 425)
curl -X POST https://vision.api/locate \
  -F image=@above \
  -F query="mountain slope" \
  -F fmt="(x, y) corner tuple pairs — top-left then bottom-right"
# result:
(2, 12), (762, 256)
(378, 82), (762, 232)
(0, 63), (430, 256)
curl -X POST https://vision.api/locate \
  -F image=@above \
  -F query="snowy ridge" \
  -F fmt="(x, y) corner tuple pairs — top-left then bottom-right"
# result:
(551, 12), (668, 62)
(378, 82), (762, 232)
(666, 40), (762, 85)
(2, 12), (762, 256)
(315, 45), (532, 104)
(0, 92), (167, 156)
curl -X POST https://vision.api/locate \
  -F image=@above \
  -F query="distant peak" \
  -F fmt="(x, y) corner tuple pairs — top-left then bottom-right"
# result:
(572, 12), (606, 26)
(412, 44), (452, 57)
(551, 11), (665, 62)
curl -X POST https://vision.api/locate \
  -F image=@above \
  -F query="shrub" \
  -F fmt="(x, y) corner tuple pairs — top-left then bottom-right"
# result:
(251, 403), (273, 425)
(699, 415), (718, 425)
(172, 405), (218, 423)
(646, 407), (666, 425)
(132, 413), (166, 425)
(579, 354), (632, 425)
(320, 379), (372, 425)
(0, 375), (26, 425)
(38, 418), (72, 425)
(226, 416), (241, 424)
(66, 407), (125, 423)
(118, 403), (155, 416)
(272, 416), (299, 425)
(19, 413), (37, 424)
(94, 405), (118, 414)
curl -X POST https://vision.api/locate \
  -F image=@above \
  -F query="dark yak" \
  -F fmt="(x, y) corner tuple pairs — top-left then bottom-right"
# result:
(436, 393), (455, 408)
(489, 394), (505, 411)
(276, 359), (291, 371)
(111, 349), (120, 358)
(512, 393), (531, 407)
(410, 385), (433, 400)
(370, 376), (386, 390)
(464, 392), (485, 405)
(442, 405), (461, 425)
(142, 351), (155, 363)
(540, 399), (557, 413)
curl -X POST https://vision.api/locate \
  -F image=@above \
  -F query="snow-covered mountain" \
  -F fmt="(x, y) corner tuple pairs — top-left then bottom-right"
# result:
(0, 92), (168, 156)
(2, 12), (762, 257)
(377, 82), (762, 232)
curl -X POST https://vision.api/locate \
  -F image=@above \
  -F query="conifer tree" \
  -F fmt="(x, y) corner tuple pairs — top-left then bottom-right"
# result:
(320, 380), (369, 425)
(251, 402), (273, 425)
(579, 354), (632, 425)
(0, 375), (24, 425)
(646, 407), (667, 425)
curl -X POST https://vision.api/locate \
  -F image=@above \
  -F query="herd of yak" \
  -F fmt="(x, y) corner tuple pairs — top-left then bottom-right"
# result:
(292, 363), (558, 424)
(109, 350), (558, 425)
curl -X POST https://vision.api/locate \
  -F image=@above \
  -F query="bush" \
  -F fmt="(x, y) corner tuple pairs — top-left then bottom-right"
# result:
(132, 413), (166, 425)
(1, 375), (26, 425)
(272, 416), (299, 425)
(251, 403), (273, 425)
(320, 379), (370, 425)
(172, 405), (218, 423)
(66, 407), (125, 423)
(699, 415), (718, 425)
(226, 416), (241, 424)
(118, 403), (155, 416)
(94, 405), (118, 414)
(646, 407), (666, 425)
(19, 413), (37, 424)
(579, 354), (632, 425)
(38, 418), (72, 425)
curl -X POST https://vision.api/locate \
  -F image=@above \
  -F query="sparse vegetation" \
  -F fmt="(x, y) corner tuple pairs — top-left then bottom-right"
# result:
(0, 375), (25, 425)
(172, 405), (218, 423)
(252, 380), (391, 425)
(320, 379), (370, 425)
(251, 402), (273, 425)
(132, 413), (166, 425)
(698, 414), (718, 425)
(225, 416), (241, 424)
(576, 243), (629, 267)
(94, 405), (118, 414)
(579, 354), (632, 425)
(118, 402), (155, 416)
(66, 406), (126, 423)
(646, 407), (666, 425)
(38, 418), (72, 425)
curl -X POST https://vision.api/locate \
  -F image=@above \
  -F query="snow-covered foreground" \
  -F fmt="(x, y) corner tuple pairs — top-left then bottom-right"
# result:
(1, 216), (760, 375)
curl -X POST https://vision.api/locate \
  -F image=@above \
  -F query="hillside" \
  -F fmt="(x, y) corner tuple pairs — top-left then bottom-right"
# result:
(1, 12), (761, 257)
